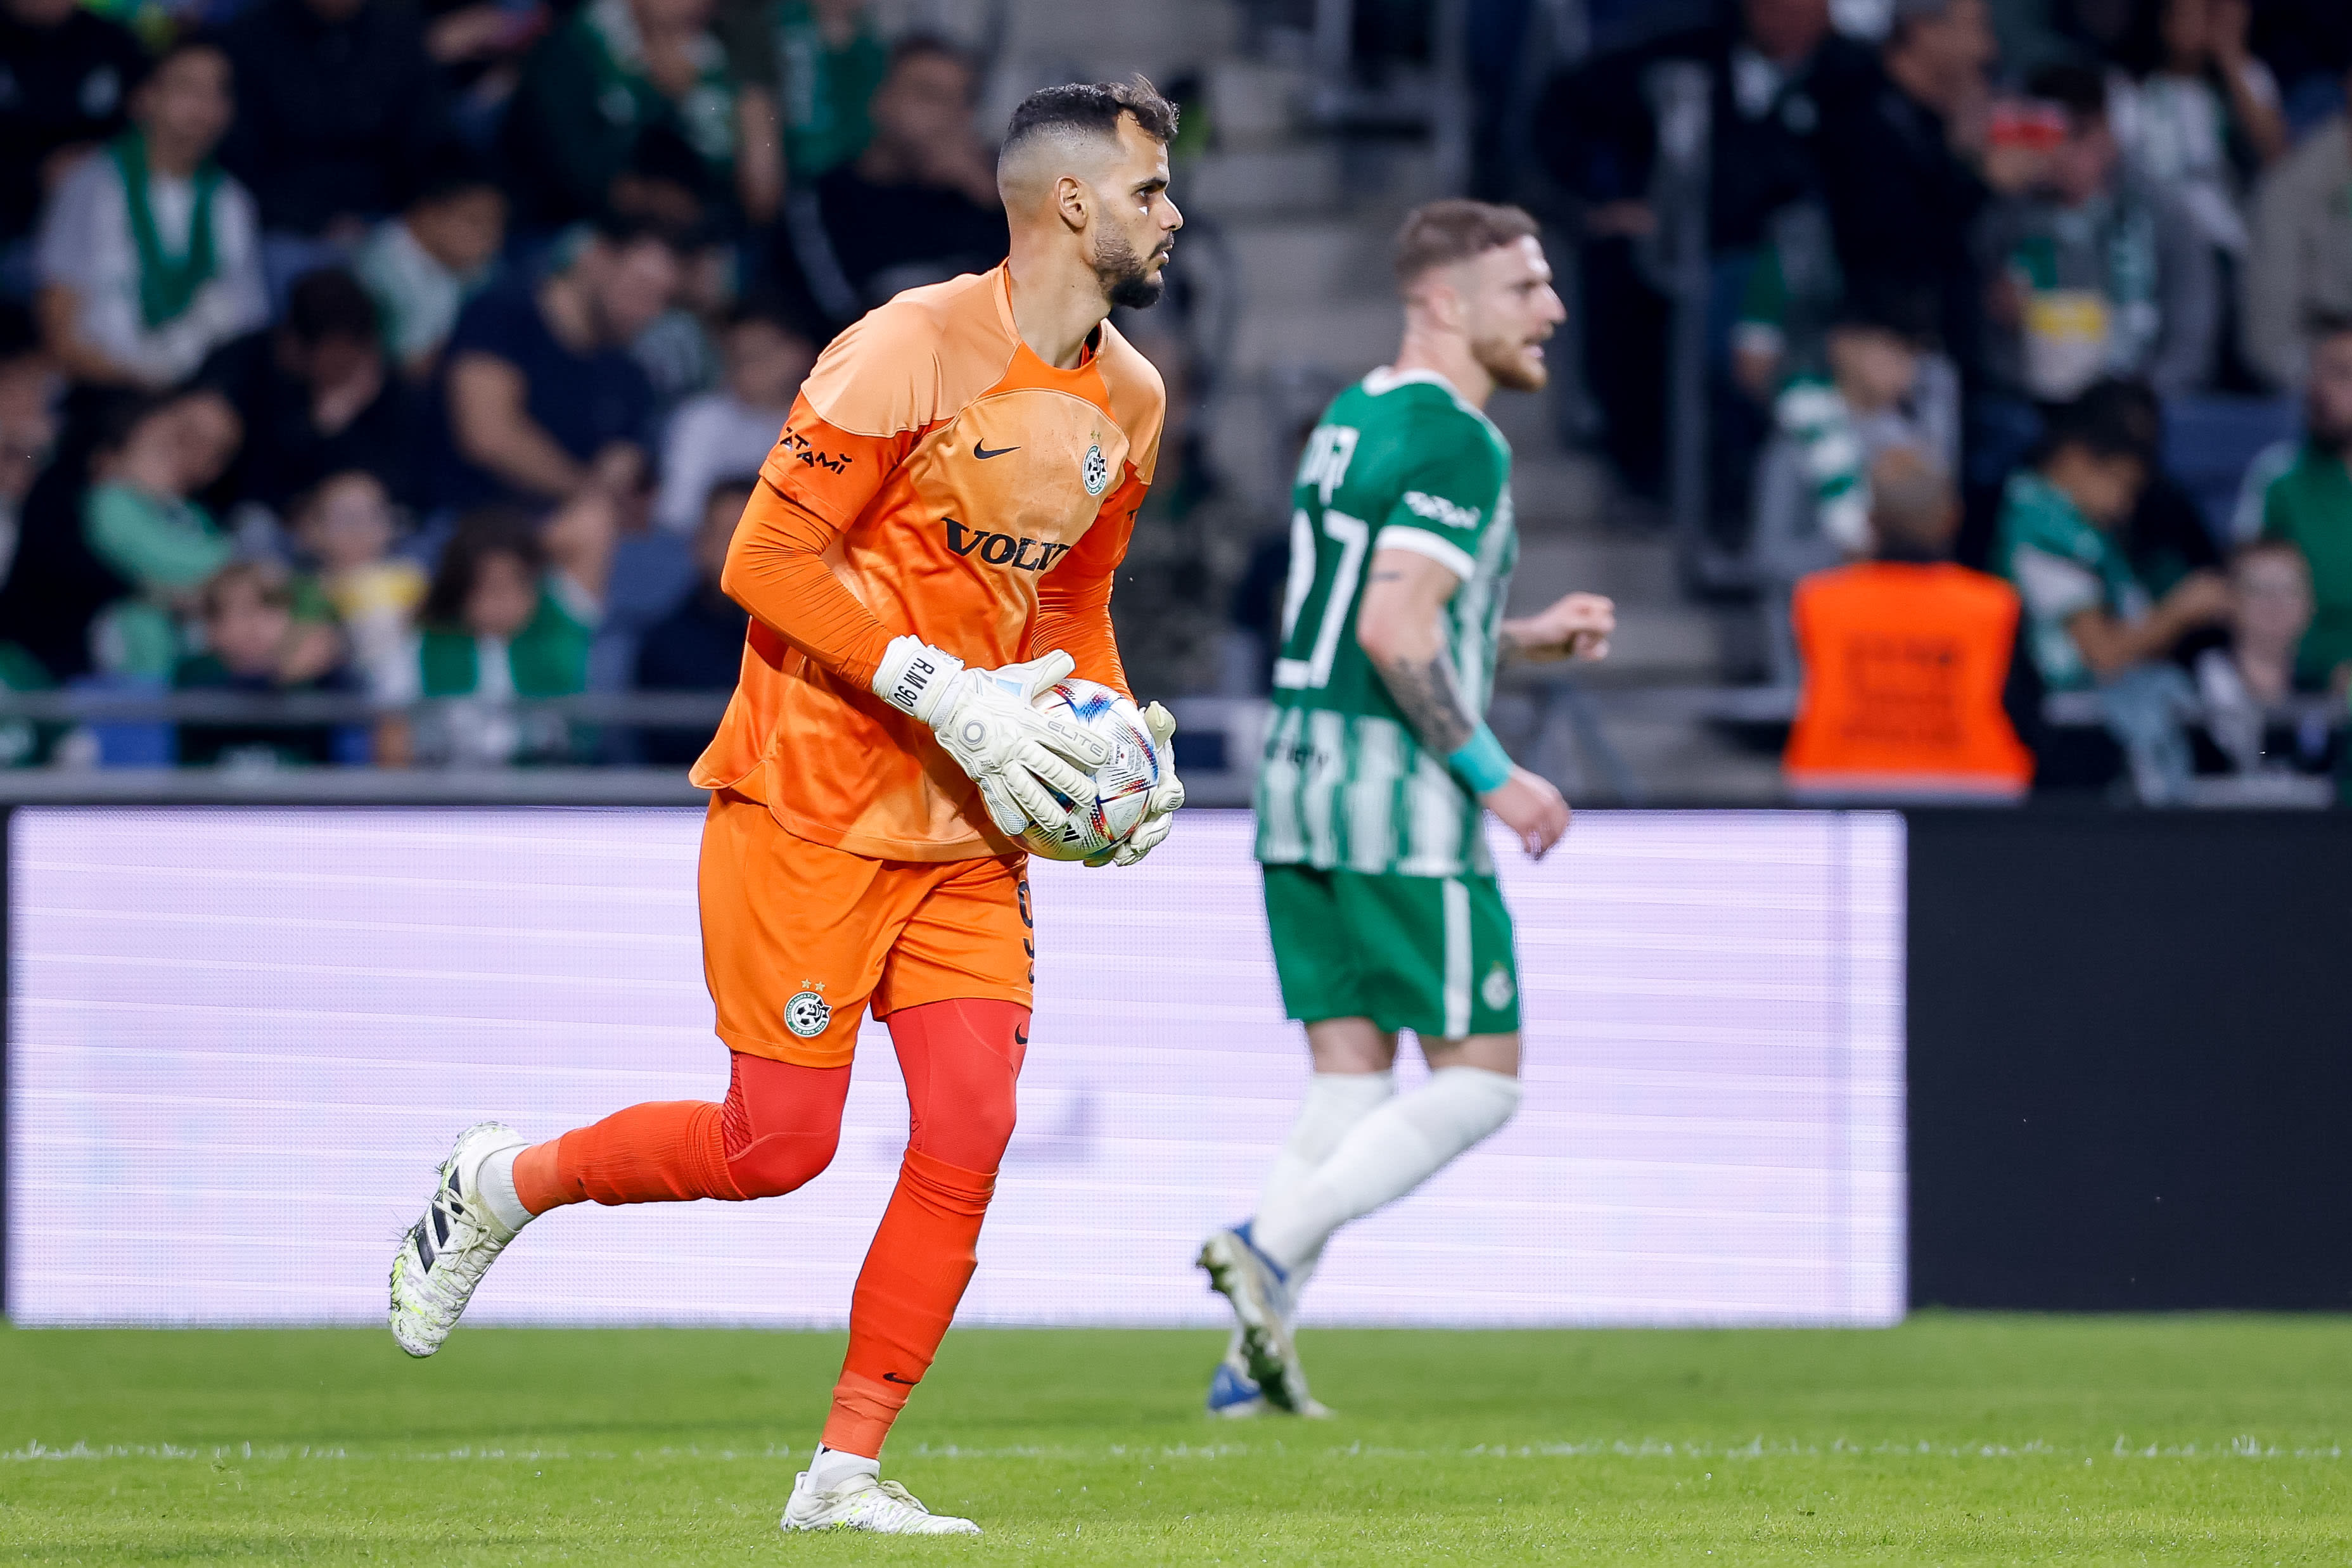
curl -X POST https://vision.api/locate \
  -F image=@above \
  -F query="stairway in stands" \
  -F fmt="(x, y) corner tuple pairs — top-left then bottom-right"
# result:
(959, 0), (1782, 801)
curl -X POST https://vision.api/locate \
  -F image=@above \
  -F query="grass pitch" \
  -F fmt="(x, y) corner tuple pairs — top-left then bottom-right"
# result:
(3, 1316), (2347, 1564)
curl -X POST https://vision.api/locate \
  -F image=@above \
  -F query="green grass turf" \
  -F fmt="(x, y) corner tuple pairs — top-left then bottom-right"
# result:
(2, 1316), (2348, 1564)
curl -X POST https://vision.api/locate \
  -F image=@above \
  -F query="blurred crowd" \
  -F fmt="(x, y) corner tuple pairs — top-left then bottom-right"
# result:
(0, 0), (2348, 800)
(0, 0), (1044, 767)
(1542, 0), (2352, 798)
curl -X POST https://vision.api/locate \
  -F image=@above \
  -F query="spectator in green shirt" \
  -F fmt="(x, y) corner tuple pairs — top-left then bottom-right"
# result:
(1993, 385), (2232, 694)
(0, 639), (55, 767)
(173, 559), (346, 767)
(719, 0), (884, 222)
(376, 502), (610, 766)
(2253, 317), (2352, 691)
(1993, 383), (2234, 801)
(82, 387), (241, 678)
(501, 0), (739, 231)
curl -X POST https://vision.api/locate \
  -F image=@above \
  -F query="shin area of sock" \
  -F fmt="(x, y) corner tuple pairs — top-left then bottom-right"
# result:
(820, 1149), (998, 1456)
(518, 1100), (745, 1211)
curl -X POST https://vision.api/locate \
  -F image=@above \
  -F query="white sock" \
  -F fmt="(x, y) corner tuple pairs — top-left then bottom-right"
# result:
(808, 1443), (880, 1492)
(1225, 1072), (1393, 1361)
(472, 1145), (533, 1234)
(1251, 1066), (1522, 1272)
(1253, 1071), (1393, 1292)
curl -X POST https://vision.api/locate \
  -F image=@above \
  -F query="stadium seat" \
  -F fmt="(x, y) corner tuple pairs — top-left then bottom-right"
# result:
(587, 530), (697, 690)
(2163, 394), (2299, 549)
(585, 530), (699, 762)
(69, 674), (174, 767)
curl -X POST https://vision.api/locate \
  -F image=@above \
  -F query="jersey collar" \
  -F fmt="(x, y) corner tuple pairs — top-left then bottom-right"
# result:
(1361, 364), (1510, 451)
(1362, 365), (1460, 398)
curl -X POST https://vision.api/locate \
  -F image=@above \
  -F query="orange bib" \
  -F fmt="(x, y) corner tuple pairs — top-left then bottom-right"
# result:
(1784, 562), (2035, 800)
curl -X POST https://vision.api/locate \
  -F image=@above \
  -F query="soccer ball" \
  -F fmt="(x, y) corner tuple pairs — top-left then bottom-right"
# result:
(1019, 679), (1161, 862)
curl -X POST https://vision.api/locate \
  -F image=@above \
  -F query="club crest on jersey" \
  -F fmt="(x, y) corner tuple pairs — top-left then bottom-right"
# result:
(784, 988), (832, 1038)
(1481, 964), (1516, 1012)
(1082, 442), (1109, 497)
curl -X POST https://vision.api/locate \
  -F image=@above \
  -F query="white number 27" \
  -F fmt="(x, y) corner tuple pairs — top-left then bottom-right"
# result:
(1273, 508), (1370, 691)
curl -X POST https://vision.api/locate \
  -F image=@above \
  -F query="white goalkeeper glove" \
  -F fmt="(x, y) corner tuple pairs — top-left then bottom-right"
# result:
(1089, 700), (1184, 867)
(871, 637), (1113, 838)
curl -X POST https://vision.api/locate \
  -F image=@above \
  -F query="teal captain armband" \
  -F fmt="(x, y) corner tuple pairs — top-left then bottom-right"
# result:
(1446, 724), (1512, 795)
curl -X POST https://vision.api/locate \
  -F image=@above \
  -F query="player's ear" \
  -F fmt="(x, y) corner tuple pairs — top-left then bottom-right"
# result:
(1055, 173), (1090, 234)
(1410, 272), (1463, 335)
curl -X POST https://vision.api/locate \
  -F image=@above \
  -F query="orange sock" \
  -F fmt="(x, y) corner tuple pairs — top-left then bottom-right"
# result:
(819, 998), (1026, 1458)
(821, 1147), (997, 1456)
(511, 1054), (853, 1216)
(512, 1102), (743, 1212)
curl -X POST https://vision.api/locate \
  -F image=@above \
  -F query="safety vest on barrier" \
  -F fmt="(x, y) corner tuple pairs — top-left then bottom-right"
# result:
(1784, 561), (2035, 801)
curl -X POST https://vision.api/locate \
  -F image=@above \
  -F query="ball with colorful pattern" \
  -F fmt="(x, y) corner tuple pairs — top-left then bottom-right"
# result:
(1017, 679), (1162, 862)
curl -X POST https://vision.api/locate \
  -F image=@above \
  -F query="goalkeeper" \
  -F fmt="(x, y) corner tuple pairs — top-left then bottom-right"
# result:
(1199, 200), (1613, 1416)
(385, 78), (1186, 1536)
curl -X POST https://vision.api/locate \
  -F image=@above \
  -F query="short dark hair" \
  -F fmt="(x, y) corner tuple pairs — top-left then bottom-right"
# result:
(412, 143), (502, 208)
(2026, 63), (2109, 124)
(0, 298), (35, 363)
(285, 268), (380, 347)
(586, 207), (684, 256)
(2305, 308), (2352, 344)
(1831, 278), (1942, 347)
(888, 32), (975, 87)
(705, 473), (760, 514)
(200, 559), (293, 620)
(1885, 0), (1958, 56)
(423, 508), (544, 628)
(147, 31), (229, 77)
(1393, 200), (1541, 290)
(1002, 77), (1180, 155)
(94, 390), (180, 456)
(725, 296), (817, 341)
(2043, 378), (2156, 466)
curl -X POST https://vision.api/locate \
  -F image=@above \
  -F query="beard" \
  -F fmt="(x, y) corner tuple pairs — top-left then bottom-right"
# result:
(1474, 331), (1548, 393)
(1095, 225), (1167, 310)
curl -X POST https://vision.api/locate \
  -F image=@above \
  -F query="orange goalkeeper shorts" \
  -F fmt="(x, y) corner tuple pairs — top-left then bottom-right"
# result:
(698, 789), (1034, 1068)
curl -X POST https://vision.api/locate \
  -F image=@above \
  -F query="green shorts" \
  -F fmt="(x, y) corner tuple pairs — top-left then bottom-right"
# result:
(1260, 863), (1521, 1040)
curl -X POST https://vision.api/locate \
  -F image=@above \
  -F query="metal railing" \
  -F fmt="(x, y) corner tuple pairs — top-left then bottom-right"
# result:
(4, 685), (2336, 810)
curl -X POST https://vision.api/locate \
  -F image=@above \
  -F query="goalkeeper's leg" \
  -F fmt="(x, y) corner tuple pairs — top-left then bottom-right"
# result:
(388, 1053), (850, 1356)
(782, 996), (1024, 1534)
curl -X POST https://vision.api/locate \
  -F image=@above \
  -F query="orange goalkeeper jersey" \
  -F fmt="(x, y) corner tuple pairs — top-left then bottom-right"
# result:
(691, 265), (1165, 862)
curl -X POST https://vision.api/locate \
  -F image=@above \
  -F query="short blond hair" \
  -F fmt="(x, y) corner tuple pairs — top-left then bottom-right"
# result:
(1393, 200), (1540, 292)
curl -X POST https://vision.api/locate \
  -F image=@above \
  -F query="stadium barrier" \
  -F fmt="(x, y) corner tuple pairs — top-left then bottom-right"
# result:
(1, 801), (1905, 1329)
(5, 685), (2341, 811)
(1906, 808), (2352, 1311)
(8, 796), (2344, 1320)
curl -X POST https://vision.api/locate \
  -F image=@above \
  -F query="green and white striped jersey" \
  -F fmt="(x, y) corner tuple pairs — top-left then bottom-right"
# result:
(1254, 367), (1518, 879)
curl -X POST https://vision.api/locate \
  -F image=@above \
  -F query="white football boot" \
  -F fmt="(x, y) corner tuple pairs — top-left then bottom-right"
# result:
(1206, 1334), (1333, 1420)
(388, 1121), (530, 1357)
(780, 1471), (982, 1535)
(1197, 1223), (1319, 1415)
(1205, 1338), (1269, 1419)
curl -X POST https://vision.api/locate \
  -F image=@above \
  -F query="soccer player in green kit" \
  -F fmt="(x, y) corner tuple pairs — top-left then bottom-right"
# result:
(1199, 200), (1616, 1416)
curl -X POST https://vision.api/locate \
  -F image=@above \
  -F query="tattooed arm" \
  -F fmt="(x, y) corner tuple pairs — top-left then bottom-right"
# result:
(1355, 547), (1571, 857)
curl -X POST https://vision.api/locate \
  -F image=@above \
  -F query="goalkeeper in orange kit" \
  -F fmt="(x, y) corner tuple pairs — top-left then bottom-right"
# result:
(385, 78), (1187, 1537)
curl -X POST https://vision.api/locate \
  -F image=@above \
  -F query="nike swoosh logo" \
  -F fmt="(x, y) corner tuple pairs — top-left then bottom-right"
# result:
(882, 1372), (917, 1384)
(972, 441), (1019, 459)
(1014, 1027), (1028, 1045)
